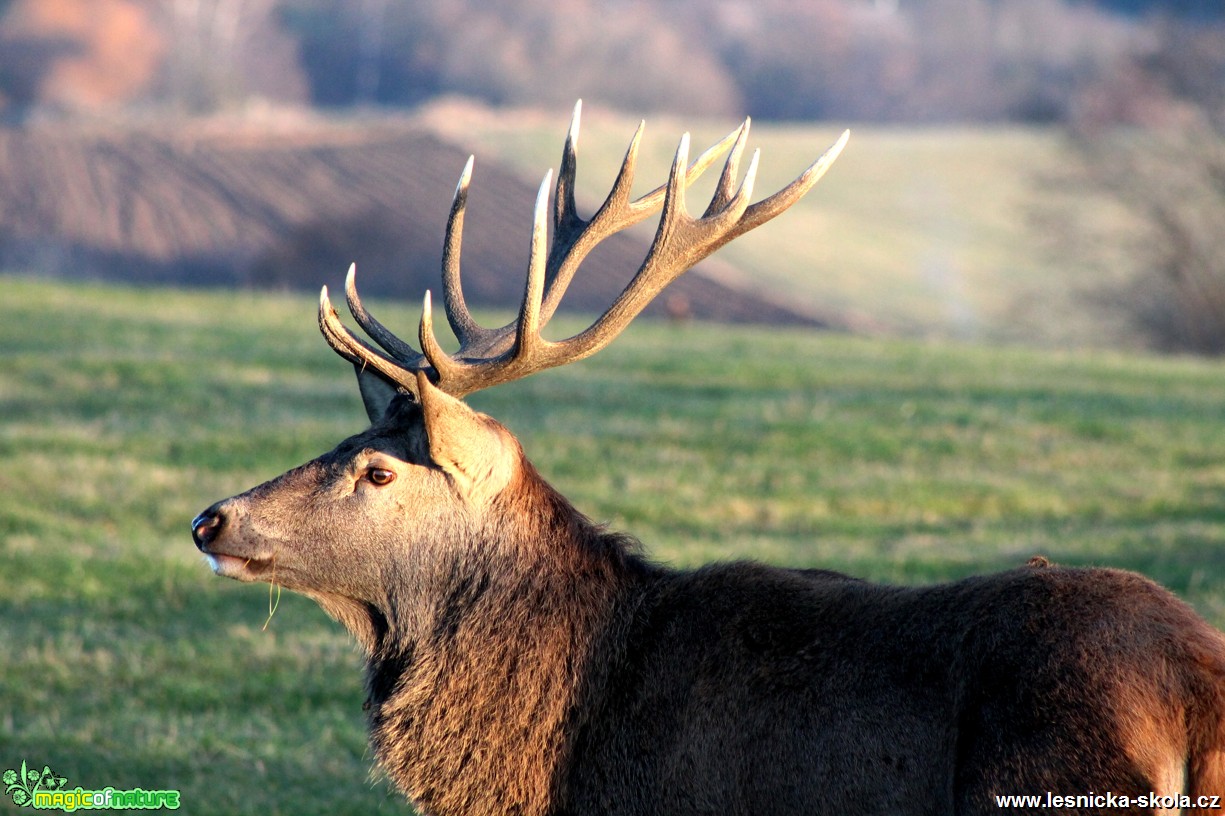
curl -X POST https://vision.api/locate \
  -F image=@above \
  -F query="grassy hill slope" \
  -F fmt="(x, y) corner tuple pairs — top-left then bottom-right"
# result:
(2, 104), (1144, 346)
(415, 101), (1132, 347)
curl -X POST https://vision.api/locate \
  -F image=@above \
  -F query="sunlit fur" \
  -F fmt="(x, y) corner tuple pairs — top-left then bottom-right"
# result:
(193, 385), (1225, 815)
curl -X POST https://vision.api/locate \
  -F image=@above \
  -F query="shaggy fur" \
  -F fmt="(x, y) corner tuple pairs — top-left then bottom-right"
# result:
(195, 390), (1225, 815)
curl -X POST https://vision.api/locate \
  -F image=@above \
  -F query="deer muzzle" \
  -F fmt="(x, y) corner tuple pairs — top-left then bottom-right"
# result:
(191, 502), (275, 581)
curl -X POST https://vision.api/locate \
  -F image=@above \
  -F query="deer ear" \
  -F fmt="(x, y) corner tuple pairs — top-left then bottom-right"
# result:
(414, 372), (516, 503)
(354, 365), (399, 424)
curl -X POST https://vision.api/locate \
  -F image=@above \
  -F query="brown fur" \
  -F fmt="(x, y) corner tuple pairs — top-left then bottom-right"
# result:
(194, 384), (1225, 815)
(364, 460), (630, 814)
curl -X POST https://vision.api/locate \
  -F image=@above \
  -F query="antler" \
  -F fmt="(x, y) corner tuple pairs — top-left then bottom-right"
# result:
(319, 101), (848, 399)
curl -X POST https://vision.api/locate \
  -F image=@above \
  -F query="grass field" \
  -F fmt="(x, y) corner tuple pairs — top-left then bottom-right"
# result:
(3, 276), (1225, 814)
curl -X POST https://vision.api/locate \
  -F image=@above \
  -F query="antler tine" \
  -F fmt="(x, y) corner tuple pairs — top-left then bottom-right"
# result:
(440, 155), (488, 346)
(319, 286), (422, 393)
(554, 100), (583, 237)
(342, 264), (426, 366)
(517, 171), (552, 357)
(599, 132), (699, 317)
(683, 148), (761, 258)
(729, 128), (850, 242)
(418, 287), (460, 387)
(660, 131), (693, 233)
(704, 118), (751, 218)
(539, 112), (646, 326)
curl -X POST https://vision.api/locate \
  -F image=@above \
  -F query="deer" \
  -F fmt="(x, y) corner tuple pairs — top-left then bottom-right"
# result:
(191, 103), (1225, 815)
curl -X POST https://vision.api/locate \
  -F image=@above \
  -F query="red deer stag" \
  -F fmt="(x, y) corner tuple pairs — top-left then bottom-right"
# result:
(192, 104), (1225, 814)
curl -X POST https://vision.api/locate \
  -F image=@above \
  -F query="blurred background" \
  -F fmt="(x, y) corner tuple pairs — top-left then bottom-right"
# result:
(0, 0), (1223, 351)
(5, 5), (1225, 813)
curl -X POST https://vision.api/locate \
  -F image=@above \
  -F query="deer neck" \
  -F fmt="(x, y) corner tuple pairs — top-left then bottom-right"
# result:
(362, 463), (636, 816)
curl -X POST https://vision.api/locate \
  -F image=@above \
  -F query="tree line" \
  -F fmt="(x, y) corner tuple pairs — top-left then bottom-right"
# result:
(0, 0), (1219, 127)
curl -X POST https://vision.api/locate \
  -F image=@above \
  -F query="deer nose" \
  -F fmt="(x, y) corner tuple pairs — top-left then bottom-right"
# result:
(191, 508), (224, 549)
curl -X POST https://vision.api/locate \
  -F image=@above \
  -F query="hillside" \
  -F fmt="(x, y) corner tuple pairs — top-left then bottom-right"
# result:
(0, 115), (823, 327)
(418, 102), (1135, 347)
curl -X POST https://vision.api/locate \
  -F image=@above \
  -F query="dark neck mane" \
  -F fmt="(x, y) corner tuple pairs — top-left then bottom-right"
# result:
(363, 459), (644, 816)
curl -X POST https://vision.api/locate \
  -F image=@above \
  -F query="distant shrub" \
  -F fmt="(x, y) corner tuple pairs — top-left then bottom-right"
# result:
(1061, 19), (1225, 354)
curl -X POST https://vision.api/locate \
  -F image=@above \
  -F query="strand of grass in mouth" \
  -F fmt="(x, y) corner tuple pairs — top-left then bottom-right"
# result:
(262, 555), (281, 631)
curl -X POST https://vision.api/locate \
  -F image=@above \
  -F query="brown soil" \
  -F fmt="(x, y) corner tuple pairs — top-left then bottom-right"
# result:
(0, 117), (826, 326)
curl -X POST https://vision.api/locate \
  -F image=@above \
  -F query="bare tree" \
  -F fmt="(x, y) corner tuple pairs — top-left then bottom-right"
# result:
(157, 0), (305, 112)
(353, 0), (388, 105)
(1075, 125), (1225, 352)
(1060, 19), (1225, 353)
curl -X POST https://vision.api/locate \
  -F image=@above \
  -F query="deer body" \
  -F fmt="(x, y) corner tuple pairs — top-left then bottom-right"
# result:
(192, 106), (1225, 813)
(565, 566), (1220, 814)
(200, 393), (1225, 814)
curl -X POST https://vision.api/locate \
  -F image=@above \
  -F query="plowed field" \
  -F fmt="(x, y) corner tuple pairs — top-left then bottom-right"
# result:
(0, 117), (823, 326)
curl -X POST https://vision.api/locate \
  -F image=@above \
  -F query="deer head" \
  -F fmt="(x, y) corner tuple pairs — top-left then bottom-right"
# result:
(191, 103), (848, 654)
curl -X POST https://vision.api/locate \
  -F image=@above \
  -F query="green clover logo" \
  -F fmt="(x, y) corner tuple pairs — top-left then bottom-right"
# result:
(3, 761), (66, 808)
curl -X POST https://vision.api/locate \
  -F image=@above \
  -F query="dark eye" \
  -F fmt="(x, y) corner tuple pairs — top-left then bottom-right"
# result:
(366, 467), (396, 486)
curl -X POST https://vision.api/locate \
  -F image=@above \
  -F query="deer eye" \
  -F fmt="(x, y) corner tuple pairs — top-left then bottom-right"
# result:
(365, 467), (396, 486)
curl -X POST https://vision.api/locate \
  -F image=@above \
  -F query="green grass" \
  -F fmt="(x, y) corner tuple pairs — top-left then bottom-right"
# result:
(4, 277), (1225, 813)
(412, 102), (1131, 347)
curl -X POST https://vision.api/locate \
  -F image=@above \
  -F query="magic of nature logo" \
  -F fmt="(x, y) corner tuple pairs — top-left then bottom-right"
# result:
(4, 761), (180, 810)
